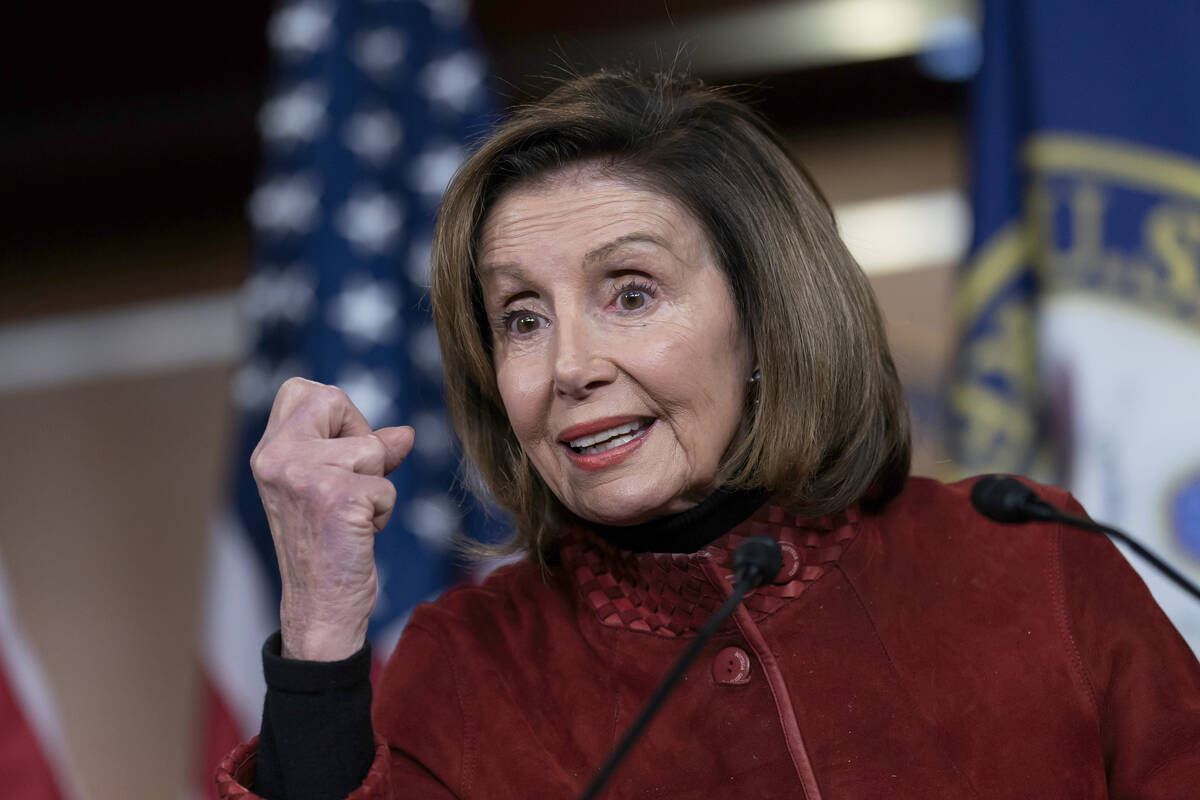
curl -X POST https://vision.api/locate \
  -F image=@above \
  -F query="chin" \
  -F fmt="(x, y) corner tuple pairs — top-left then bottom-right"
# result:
(565, 481), (689, 527)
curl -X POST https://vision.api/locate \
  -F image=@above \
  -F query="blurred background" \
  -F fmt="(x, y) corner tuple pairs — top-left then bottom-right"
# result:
(1, 1), (1197, 798)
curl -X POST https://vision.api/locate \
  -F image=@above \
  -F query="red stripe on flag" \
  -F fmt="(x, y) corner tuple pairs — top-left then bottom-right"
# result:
(0, 643), (64, 800)
(197, 672), (245, 799)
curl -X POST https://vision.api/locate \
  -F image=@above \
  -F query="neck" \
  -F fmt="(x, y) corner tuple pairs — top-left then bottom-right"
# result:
(584, 486), (772, 554)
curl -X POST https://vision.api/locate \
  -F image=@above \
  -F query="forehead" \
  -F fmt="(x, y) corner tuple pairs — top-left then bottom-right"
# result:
(477, 166), (702, 268)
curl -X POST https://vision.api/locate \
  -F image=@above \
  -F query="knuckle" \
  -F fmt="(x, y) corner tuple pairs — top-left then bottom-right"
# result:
(250, 445), (281, 482)
(330, 495), (373, 530)
(284, 375), (319, 392)
(309, 472), (342, 503)
(276, 376), (314, 405)
(363, 436), (387, 470)
(272, 458), (325, 501)
(317, 383), (349, 408)
(313, 477), (368, 519)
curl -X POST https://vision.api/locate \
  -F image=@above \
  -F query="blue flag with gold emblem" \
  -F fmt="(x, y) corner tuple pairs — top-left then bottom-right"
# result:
(948, 0), (1200, 649)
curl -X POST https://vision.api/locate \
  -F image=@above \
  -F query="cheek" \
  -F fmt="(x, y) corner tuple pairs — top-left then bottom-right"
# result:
(495, 358), (548, 441)
(633, 322), (744, 398)
(630, 319), (709, 371)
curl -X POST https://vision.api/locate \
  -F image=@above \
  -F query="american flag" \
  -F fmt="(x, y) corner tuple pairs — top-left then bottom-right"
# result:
(0, 551), (77, 799)
(198, 0), (497, 793)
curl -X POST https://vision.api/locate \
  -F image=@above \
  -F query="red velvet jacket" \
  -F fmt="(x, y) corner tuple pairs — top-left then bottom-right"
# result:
(218, 477), (1200, 798)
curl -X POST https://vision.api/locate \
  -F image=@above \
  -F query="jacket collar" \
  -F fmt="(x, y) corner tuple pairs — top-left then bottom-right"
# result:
(559, 499), (862, 638)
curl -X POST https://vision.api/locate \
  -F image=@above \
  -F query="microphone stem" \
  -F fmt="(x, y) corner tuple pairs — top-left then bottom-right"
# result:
(1058, 511), (1200, 603)
(578, 578), (752, 800)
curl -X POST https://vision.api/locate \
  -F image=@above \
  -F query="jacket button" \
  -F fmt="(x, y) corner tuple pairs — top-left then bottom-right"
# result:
(775, 541), (800, 583)
(712, 646), (752, 685)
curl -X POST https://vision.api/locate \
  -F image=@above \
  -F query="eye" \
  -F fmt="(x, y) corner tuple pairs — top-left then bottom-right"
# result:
(505, 311), (543, 335)
(614, 280), (655, 311)
(618, 288), (646, 310)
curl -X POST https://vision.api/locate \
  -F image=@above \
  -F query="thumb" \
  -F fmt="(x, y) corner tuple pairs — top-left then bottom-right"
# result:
(373, 426), (415, 475)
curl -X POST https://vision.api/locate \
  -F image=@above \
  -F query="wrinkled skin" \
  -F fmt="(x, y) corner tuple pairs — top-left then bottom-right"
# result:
(478, 166), (753, 524)
(251, 378), (413, 660)
(256, 165), (752, 660)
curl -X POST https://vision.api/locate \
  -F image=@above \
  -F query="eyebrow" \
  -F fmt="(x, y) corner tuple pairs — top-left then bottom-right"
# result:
(476, 260), (525, 281)
(583, 232), (670, 264)
(477, 232), (669, 279)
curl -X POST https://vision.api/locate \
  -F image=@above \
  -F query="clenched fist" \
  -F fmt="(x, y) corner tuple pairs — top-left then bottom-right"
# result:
(251, 378), (415, 661)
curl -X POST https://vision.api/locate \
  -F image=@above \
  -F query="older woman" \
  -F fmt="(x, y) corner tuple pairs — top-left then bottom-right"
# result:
(218, 72), (1200, 799)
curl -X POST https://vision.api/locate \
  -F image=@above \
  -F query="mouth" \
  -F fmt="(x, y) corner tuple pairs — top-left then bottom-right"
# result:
(558, 417), (655, 470)
(565, 418), (653, 454)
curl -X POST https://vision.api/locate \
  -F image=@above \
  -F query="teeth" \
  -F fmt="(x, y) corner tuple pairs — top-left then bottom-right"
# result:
(577, 431), (639, 455)
(568, 420), (649, 452)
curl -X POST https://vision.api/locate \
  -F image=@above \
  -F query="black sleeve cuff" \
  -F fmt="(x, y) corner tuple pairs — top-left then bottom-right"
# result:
(254, 631), (376, 800)
(262, 630), (373, 691)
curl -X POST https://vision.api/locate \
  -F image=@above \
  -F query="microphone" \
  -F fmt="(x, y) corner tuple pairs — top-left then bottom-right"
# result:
(732, 535), (785, 589)
(971, 475), (1200, 604)
(970, 475), (1059, 523)
(578, 536), (783, 800)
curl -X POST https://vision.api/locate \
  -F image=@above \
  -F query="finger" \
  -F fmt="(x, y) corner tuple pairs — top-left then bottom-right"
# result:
(263, 377), (321, 439)
(287, 435), (392, 475)
(267, 380), (373, 442)
(300, 384), (372, 440)
(362, 475), (398, 533)
(326, 390), (373, 440)
(373, 426), (416, 474)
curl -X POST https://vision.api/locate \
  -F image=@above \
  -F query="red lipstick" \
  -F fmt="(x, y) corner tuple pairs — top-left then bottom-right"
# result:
(559, 417), (655, 472)
(558, 416), (647, 444)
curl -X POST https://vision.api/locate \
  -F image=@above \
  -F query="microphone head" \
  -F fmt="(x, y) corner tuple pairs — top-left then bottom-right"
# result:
(733, 536), (783, 588)
(970, 475), (1040, 523)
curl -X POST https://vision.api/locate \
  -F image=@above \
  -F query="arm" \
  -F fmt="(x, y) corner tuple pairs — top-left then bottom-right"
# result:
(216, 738), (393, 800)
(254, 633), (376, 800)
(214, 629), (461, 799)
(214, 378), (445, 799)
(1056, 497), (1200, 798)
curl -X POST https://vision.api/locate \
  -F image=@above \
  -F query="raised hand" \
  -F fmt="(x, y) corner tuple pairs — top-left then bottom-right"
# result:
(250, 378), (415, 661)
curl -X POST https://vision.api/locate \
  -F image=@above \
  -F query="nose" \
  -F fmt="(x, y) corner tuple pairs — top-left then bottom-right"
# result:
(552, 313), (617, 399)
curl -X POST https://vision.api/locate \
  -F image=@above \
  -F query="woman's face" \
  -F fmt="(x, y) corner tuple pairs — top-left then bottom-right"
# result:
(478, 166), (753, 526)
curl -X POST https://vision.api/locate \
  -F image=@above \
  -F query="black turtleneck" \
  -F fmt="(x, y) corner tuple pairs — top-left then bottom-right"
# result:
(586, 486), (771, 553)
(251, 486), (769, 799)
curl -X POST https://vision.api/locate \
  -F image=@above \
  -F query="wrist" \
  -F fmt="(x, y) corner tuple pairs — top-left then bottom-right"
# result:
(280, 618), (368, 662)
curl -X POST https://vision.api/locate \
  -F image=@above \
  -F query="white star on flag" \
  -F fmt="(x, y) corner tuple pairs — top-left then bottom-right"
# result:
(232, 357), (308, 411)
(241, 263), (316, 326)
(259, 82), (329, 145)
(411, 410), (454, 462)
(410, 324), (443, 379)
(268, 1), (334, 59)
(410, 143), (465, 202)
(248, 173), (322, 235)
(405, 493), (461, 550)
(335, 189), (404, 252)
(419, 51), (484, 113)
(327, 277), (400, 345)
(406, 239), (433, 287)
(342, 109), (404, 165)
(419, 0), (469, 28)
(336, 365), (396, 427)
(353, 27), (408, 78)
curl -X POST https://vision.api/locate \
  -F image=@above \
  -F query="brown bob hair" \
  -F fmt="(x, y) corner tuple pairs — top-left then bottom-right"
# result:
(430, 70), (910, 558)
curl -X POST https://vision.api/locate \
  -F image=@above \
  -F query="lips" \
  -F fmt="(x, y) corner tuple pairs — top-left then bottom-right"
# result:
(558, 416), (655, 471)
(566, 419), (650, 452)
